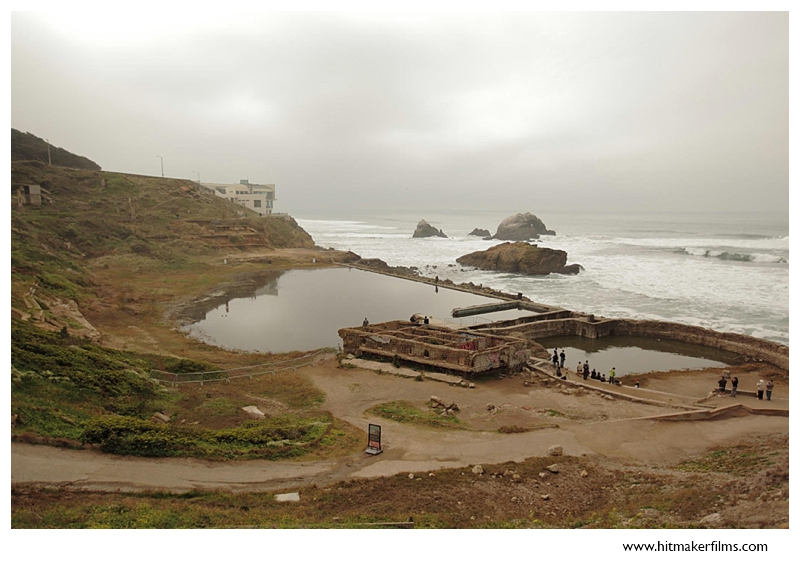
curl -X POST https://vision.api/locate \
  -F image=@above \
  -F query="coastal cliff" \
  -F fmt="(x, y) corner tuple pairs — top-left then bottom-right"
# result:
(457, 242), (581, 276)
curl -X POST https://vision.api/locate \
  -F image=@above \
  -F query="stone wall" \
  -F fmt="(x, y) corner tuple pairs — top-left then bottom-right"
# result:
(482, 316), (788, 371)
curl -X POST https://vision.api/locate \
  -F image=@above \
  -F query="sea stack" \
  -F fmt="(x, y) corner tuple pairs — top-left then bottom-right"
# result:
(456, 242), (581, 276)
(492, 213), (555, 241)
(413, 219), (447, 238)
(468, 228), (491, 237)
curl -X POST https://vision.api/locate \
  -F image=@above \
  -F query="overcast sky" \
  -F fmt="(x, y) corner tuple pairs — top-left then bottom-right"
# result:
(10, 10), (789, 214)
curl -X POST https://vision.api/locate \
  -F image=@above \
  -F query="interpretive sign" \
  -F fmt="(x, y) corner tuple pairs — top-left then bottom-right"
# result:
(365, 423), (382, 455)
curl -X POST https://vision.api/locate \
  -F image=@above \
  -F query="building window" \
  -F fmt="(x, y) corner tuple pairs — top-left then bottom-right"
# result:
(254, 200), (262, 208)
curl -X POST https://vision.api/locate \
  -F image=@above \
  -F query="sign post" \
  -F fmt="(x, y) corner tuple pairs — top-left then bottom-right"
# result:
(365, 423), (382, 455)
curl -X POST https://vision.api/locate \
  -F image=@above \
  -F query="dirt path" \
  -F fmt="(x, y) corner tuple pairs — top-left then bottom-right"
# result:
(11, 360), (789, 493)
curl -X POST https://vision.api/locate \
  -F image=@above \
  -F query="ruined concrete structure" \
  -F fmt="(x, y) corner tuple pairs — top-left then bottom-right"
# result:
(340, 300), (788, 377)
(14, 184), (42, 206)
(338, 321), (530, 375)
(470, 310), (789, 371)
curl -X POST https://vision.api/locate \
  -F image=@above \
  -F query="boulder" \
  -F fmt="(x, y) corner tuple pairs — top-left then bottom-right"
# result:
(456, 242), (581, 276)
(468, 228), (491, 237)
(413, 219), (447, 238)
(546, 464), (560, 474)
(241, 405), (266, 419)
(492, 213), (555, 241)
(547, 445), (563, 457)
(472, 464), (484, 475)
(151, 411), (171, 424)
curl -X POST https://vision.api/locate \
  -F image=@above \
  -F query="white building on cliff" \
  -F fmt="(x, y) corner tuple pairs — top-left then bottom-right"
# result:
(201, 180), (276, 215)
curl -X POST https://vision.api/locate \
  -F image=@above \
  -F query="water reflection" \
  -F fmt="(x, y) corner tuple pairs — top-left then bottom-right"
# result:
(536, 335), (740, 377)
(183, 267), (525, 353)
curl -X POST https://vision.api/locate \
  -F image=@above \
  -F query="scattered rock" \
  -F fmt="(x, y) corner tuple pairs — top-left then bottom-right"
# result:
(700, 512), (723, 525)
(408, 473), (415, 480)
(413, 219), (447, 238)
(241, 405), (266, 419)
(539, 472), (548, 479)
(430, 395), (442, 404)
(512, 474), (522, 482)
(486, 404), (495, 411)
(642, 508), (659, 518)
(275, 492), (300, 502)
(547, 445), (563, 457)
(151, 411), (170, 424)
(460, 380), (469, 387)
(472, 465), (484, 475)
(469, 382), (475, 389)
(580, 470), (589, 478)
(546, 464), (559, 474)
(541, 494), (550, 500)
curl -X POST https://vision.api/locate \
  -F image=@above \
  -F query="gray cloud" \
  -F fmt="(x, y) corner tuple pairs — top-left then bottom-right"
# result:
(11, 11), (788, 213)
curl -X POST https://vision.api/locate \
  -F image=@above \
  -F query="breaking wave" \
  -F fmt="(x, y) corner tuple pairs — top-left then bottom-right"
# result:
(672, 248), (787, 263)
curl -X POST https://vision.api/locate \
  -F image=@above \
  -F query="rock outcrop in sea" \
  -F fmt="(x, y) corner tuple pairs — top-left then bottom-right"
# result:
(413, 219), (447, 238)
(456, 242), (581, 276)
(468, 228), (491, 237)
(492, 212), (555, 240)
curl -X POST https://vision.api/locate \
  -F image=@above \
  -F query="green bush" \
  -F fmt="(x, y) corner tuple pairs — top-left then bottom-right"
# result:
(81, 413), (333, 459)
(163, 358), (218, 374)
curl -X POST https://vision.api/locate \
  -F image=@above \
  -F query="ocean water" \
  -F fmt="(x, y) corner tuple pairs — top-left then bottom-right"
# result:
(295, 210), (789, 346)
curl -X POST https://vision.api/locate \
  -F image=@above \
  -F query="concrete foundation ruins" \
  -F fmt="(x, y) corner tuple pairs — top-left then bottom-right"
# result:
(338, 321), (530, 376)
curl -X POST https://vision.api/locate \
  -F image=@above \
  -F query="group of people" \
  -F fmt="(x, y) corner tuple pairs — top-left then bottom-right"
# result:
(577, 359), (618, 385)
(551, 349), (619, 385)
(717, 373), (775, 401)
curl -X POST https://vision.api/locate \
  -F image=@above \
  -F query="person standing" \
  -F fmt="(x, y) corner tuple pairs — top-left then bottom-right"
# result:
(609, 367), (616, 385)
(363, 318), (369, 327)
(766, 379), (774, 401)
(552, 349), (559, 368)
(583, 362), (590, 380)
(717, 376), (727, 396)
(559, 349), (566, 368)
(730, 375), (739, 397)
(577, 361), (583, 376)
(756, 379), (766, 400)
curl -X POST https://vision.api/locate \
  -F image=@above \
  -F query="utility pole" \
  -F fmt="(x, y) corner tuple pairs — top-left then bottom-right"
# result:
(156, 155), (164, 178)
(45, 139), (52, 165)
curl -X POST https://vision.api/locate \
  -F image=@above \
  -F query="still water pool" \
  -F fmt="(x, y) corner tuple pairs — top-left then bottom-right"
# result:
(535, 335), (741, 378)
(183, 267), (526, 353)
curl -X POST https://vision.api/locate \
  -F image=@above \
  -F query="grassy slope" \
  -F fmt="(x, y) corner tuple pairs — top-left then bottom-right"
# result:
(11, 128), (101, 170)
(11, 161), (314, 333)
(10, 161), (363, 459)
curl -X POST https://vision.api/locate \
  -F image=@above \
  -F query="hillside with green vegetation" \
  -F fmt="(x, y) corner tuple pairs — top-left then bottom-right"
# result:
(11, 159), (315, 336)
(10, 141), (362, 460)
(12, 129), (101, 170)
(11, 319), (357, 459)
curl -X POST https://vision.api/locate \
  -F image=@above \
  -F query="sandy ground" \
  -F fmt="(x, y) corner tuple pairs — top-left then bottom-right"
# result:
(11, 358), (788, 493)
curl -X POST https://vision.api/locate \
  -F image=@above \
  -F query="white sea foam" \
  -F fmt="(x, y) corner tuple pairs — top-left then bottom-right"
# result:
(295, 211), (789, 345)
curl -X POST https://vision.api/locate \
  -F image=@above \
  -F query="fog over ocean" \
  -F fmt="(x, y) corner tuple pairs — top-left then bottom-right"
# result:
(296, 210), (789, 346)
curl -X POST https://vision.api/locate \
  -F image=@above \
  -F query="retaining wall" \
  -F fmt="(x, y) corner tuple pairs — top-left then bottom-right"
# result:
(483, 316), (788, 371)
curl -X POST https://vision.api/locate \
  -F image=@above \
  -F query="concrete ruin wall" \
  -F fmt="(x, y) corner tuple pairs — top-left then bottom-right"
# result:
(339, 322), (530, 375)
(484, 316), (788, 371)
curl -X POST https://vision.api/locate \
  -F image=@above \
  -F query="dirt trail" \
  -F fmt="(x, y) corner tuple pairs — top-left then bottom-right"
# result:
(11, 360), (788, 493)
